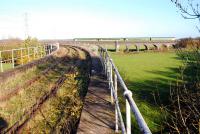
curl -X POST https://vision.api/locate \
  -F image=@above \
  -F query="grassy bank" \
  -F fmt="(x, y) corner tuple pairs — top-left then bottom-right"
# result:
(0, 47), (91, 133)
(110, 51), (182, 133)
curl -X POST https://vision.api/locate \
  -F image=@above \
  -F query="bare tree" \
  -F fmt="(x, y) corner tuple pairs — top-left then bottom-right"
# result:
(171, 0), (200, 31)
(171, 0), (200, 20)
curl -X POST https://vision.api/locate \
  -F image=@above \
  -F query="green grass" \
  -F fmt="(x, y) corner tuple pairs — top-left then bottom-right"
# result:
(110, 51), (182, 133)
(2, 63), (13, 71)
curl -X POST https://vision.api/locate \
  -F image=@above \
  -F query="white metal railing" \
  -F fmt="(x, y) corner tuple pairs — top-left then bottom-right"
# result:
(0, 43), (59, 72)
(99, 47), (152, 134)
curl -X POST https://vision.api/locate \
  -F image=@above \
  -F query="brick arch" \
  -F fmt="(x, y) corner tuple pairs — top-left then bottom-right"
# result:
(153, 44), (159, 50)
(143, 44), (149, 50)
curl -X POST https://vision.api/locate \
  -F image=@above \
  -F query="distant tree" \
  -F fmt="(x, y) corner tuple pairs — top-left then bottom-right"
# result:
(23, 36), (40, 47)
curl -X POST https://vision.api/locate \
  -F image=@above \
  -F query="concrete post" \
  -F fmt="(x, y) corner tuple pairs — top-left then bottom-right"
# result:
(115, 41), (120, 52)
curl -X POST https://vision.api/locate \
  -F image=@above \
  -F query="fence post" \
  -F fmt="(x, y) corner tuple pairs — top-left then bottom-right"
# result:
(28, 47), (30, 62)
(33, 47), (36, 59)
(57, 43), (60, 49)
(0, 51), (3, 72)
(50, 44), (53, 53)
(124, 90), (132, 134)
(114, 73), (119, 133)
(12, 49), (14, 68)
(110, 59), (114, 104)
(21, 48), (23, 65)
(104, 52), (107, 76)
(107, 57), (110, 80)
(48, 45), (50, 55)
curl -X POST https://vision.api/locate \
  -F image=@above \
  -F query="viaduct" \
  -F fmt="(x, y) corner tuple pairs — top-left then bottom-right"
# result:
(73, 37), (177, 52)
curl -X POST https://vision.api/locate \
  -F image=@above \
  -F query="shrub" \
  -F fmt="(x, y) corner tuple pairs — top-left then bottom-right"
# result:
(164, 48), (200, 133)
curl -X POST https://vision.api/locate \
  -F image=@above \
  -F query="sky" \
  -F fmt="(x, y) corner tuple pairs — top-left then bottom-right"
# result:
(0, 0), (199, 39)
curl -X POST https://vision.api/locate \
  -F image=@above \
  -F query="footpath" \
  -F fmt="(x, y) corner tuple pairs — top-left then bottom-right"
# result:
(77, 52), (115, 134)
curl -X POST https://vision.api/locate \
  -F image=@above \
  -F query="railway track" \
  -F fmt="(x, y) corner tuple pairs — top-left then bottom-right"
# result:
(2, 46), (86, 133)
(0, 47), (71, 102)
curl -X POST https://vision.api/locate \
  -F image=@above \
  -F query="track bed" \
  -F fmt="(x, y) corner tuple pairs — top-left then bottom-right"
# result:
(0, 46), (91, 133)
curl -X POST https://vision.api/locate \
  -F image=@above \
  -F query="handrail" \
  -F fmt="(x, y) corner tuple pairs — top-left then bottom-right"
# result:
(99, 46), (152, 134)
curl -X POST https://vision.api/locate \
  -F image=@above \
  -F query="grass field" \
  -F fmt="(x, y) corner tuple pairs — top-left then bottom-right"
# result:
(110, 51), (182, 133)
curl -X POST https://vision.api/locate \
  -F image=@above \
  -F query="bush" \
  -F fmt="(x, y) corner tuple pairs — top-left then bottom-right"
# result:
(175, 38), (200, 49)
(164, 48), (200, 133)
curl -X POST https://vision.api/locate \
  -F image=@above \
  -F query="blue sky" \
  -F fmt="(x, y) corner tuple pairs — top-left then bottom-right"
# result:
(0, 0), (199, 39)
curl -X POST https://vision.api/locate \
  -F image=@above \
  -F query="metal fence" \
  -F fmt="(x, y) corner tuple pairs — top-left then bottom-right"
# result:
(99, 47), (152, 134)
(0, 43), (59, 72)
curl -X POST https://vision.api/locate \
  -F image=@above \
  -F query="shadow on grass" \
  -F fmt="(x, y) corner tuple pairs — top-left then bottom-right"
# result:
(118, 66), (181, 133)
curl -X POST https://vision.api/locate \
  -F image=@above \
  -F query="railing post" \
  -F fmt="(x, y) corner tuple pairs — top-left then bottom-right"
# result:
(12, 49), (14, 68)
(107, 57), (110, 80)
(105, 55), (108, 78)
(21, 48), (23, 65)
(99, 46), (151, 134)
(28, 47), (30, 62)
(110, 59), (113, 104)
(33, 47), (36, 59)
(0, 51), (3, 72)
(48, 45), (50, 55)
(57, 43), (60, 50)
(114, 73), (119, 133)
(50, 44), (53, 53)
(104, 52), (107, 76)
(124, 90), (132, 134)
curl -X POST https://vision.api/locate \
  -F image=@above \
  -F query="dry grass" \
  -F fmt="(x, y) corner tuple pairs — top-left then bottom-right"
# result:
(0, 46), (91, 133)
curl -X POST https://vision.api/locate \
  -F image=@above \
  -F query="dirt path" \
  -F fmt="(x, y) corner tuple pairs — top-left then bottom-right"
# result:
(77, 54), (115, 134)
